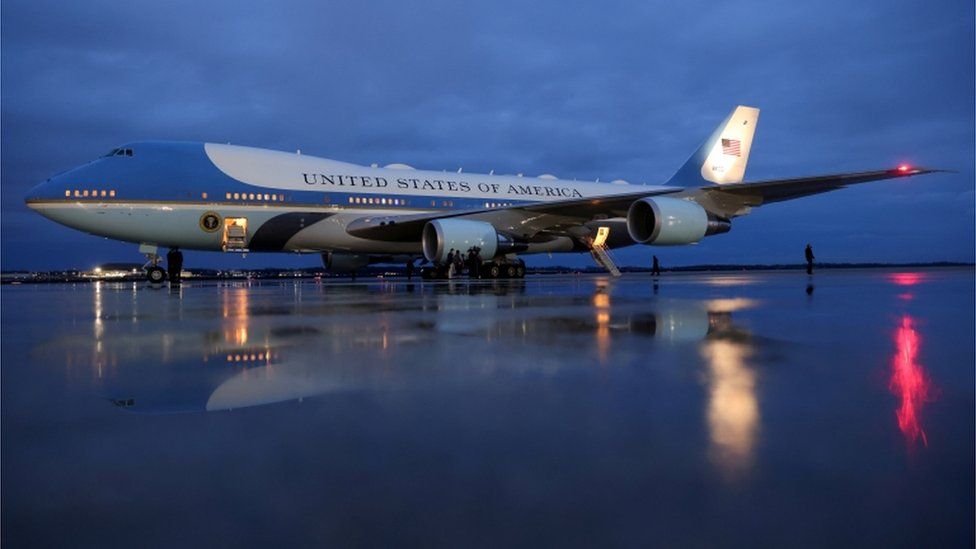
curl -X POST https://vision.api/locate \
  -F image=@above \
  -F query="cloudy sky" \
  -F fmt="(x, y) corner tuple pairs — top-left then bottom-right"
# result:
(2, 0), (973, 270)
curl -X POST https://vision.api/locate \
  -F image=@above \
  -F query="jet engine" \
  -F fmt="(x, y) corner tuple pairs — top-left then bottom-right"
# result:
(423, 219), (525, 263)
(626, 197), (730, 245)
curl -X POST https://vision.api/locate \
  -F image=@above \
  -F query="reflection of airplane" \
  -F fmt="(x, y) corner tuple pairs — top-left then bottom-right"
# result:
(59, 290), (758, 414)
(25, 106), (943, 281)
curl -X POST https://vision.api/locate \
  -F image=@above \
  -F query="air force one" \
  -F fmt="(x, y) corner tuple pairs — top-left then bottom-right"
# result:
(25, 106), (943, 281)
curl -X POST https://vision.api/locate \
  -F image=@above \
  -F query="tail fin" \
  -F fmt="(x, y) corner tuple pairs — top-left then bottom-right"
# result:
(666, 105), (759, 187)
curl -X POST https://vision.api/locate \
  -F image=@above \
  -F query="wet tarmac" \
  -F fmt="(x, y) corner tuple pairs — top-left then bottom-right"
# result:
(2, 268), (973, 547)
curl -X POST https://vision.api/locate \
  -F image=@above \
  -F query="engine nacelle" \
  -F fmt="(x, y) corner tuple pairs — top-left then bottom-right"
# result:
(322, 252), (371, 272)
(626, 197), (729, 245)
(423, 219), (500, 263)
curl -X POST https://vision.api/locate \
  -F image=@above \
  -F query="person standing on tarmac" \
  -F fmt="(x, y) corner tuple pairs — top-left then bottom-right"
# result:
(805, 244), (815, 275)
(466, 248), (476, 278)
(472, 247), (483, 279)
(446, 249), (456, 278)
(167, 247), (183, 284)
(454, 251), (464, 277)
(651, 255), (662, 276)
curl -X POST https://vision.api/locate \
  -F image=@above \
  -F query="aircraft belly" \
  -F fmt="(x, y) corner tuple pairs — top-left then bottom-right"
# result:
(284, 212), (423, 254)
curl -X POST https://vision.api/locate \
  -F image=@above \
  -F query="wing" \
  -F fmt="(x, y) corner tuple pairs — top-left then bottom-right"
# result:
(345, 166), (946, 242)
(684, 166), (947, 218)
(345, 187), (681, 242)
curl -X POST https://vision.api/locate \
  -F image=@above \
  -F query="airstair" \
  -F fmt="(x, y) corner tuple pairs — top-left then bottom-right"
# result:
(589, 226), (621, 277)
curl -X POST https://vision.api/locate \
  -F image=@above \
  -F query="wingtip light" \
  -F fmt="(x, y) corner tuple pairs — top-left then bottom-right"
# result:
(897, 164), (911, 172)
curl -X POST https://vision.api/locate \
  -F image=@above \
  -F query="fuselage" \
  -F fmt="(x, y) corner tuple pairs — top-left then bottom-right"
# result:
(25, 141), (666, 255)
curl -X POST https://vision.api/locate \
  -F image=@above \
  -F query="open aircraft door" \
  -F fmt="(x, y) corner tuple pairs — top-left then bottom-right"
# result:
(222, 217), (249, 252)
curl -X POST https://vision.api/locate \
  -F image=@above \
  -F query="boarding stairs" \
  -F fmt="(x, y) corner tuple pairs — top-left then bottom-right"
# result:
(589, 238), (621, 277)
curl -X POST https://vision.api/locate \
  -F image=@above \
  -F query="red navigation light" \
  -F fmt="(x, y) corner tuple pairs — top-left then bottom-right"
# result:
(897, 164), (910, 172)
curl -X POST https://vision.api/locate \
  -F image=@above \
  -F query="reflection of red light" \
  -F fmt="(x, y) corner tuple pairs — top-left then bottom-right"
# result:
(890, 315), (932, 447)
(889, 272), (924, 286)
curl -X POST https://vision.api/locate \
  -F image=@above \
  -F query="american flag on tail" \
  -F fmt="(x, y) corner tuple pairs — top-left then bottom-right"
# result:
(721, 138), (741, 157)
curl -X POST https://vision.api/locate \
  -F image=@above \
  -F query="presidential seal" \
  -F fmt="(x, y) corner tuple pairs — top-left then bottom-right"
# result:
(199, 211), (222, 232)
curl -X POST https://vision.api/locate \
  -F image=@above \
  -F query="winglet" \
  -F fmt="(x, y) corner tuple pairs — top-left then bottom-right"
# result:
(667, 106), (760, 187)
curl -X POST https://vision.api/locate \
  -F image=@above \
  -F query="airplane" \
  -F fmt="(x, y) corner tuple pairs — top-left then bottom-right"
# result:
(24, 105), (944, 281)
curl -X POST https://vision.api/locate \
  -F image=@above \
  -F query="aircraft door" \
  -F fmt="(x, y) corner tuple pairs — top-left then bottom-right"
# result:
(222, 217), (249, 252)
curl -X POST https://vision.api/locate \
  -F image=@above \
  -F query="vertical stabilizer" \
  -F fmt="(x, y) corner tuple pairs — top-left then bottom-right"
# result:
(666, 106), (759, 186)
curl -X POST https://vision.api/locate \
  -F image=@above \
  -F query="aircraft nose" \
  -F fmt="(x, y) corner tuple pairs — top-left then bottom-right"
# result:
(24, 177), (63, 205)
(25, 179), (50, 206)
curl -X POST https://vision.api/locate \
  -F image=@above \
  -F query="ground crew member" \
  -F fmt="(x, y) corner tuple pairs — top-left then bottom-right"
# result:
(167, 247), (183, 284)
(805, 244), (815, 275)
(652, 255), (661, 276)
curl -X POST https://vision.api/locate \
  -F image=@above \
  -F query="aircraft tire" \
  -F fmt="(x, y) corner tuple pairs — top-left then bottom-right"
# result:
(505, 265), (517, 278)
(146, 266), (167, 284)
(487, 264), (501, 279)
(516, 265), (526, 278)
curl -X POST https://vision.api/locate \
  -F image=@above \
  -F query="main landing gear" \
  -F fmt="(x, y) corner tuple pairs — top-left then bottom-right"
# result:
(420, 258), (526, 280)
(140, 243), (167, 284)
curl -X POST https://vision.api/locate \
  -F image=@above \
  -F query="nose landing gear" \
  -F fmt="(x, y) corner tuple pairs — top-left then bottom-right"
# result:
(140, 243), (167, 284)
(146, 266), (167, 284)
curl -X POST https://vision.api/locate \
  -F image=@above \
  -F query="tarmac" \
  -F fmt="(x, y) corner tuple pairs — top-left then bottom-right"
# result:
(2, 268), (973, 546)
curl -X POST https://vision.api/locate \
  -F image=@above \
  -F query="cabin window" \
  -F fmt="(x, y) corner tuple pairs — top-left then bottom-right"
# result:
(201, 192), (208, 199)
(109, 190), (116, 197)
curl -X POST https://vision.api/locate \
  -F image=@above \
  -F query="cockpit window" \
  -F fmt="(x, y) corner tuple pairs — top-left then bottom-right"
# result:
(103, 148), (134, 157)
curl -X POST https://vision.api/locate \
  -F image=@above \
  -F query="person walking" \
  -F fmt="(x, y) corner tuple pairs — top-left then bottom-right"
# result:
(166, 247), (183, 284)
(805, 244), (815, 275)
(651, 255), (661, 276)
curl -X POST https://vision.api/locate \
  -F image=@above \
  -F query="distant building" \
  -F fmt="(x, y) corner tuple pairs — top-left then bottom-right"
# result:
(83, 263), (143, 280)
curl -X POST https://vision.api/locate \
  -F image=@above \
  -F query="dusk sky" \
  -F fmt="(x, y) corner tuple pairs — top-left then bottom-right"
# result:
(2, 0), (973, 270)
